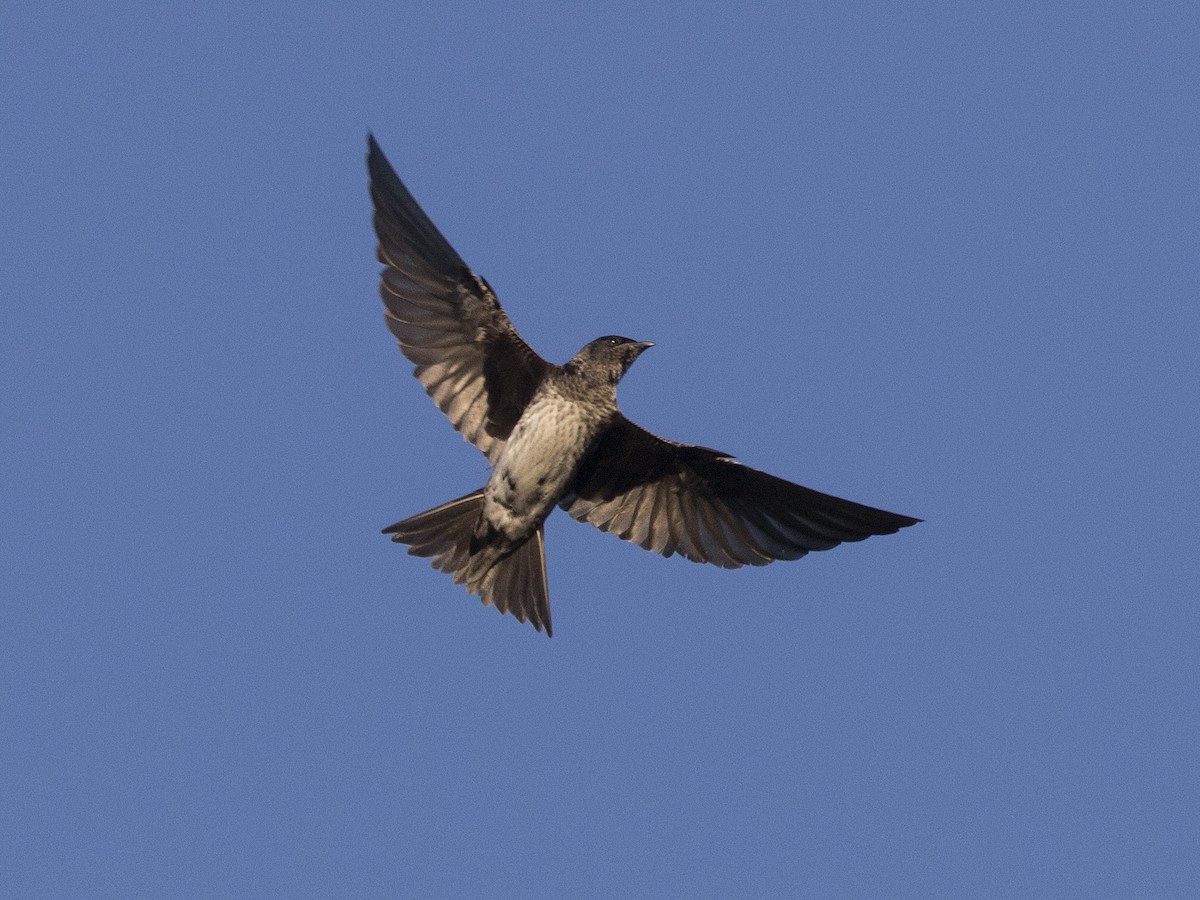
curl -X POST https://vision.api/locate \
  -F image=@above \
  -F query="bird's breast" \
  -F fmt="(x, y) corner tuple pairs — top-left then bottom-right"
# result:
(482, 392), (607, 539)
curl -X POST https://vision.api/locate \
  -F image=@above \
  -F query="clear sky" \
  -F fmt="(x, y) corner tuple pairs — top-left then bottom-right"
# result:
(3, 1), (1198, 897)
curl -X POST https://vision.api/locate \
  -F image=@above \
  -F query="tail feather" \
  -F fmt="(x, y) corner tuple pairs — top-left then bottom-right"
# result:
(383, 491), (552, 636)
(481, 528), (551, 636)
(383, 490), (481, 575)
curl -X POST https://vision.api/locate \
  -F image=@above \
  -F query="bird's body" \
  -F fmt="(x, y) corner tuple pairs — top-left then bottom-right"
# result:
(482, 364), (621, 544)
(368, 135), (920, 636)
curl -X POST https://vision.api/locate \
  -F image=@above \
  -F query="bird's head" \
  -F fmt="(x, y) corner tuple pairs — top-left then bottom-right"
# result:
(568, 335), (654, 388)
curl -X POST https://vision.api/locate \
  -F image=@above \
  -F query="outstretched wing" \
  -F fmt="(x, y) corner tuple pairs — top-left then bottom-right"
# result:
(562, 416), (920, 568)
(368, 135), (550, 461)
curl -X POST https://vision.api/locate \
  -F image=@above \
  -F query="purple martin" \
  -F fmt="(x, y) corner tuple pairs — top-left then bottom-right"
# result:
(368, 136), (919, 636)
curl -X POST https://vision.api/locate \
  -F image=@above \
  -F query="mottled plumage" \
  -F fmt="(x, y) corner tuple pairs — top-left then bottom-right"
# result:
(369, 135), (920, 636)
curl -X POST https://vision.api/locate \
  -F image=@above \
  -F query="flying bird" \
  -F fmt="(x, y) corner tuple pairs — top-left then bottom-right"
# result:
(368, 135), (919, 636)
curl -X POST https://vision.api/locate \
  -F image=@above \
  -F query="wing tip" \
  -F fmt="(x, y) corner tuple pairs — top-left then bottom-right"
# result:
(367, 131), (384, 160)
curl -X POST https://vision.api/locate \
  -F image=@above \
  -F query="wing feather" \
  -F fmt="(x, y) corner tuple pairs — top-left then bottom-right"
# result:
(368, 136), (550, 461)
(563, 416), (920, 568)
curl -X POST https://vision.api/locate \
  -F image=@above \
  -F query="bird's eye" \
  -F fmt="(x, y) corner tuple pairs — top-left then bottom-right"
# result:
(608, 337), (619, 345)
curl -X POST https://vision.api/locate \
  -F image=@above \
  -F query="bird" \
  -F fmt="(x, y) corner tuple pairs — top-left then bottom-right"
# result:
(368, 135), (919, 636)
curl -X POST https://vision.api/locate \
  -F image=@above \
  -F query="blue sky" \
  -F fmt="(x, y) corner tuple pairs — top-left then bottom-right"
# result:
(3, 1), (1198, 896)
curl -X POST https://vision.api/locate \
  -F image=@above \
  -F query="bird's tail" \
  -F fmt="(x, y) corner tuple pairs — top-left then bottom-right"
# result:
(383, 491), (552, 636)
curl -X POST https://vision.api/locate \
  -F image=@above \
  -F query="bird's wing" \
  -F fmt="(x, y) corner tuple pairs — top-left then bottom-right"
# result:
(368, 135), (550, 461)
(561, 415), (920, 568)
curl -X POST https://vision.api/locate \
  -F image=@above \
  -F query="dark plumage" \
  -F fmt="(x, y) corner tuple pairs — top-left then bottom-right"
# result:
(368, 135), (920, 636)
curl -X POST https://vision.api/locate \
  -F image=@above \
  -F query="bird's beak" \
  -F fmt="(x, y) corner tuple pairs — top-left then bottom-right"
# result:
(634, 341), (655, 353)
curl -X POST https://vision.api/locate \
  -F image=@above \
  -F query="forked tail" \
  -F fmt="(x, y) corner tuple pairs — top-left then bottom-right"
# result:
(383, 491), (552, 636)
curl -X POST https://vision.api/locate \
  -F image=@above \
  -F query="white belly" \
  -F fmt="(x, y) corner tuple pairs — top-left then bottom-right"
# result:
(483, 394), (601, 540)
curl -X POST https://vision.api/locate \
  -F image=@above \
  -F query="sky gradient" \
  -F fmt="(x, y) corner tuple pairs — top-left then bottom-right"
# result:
(3, 2), (1198, 897)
